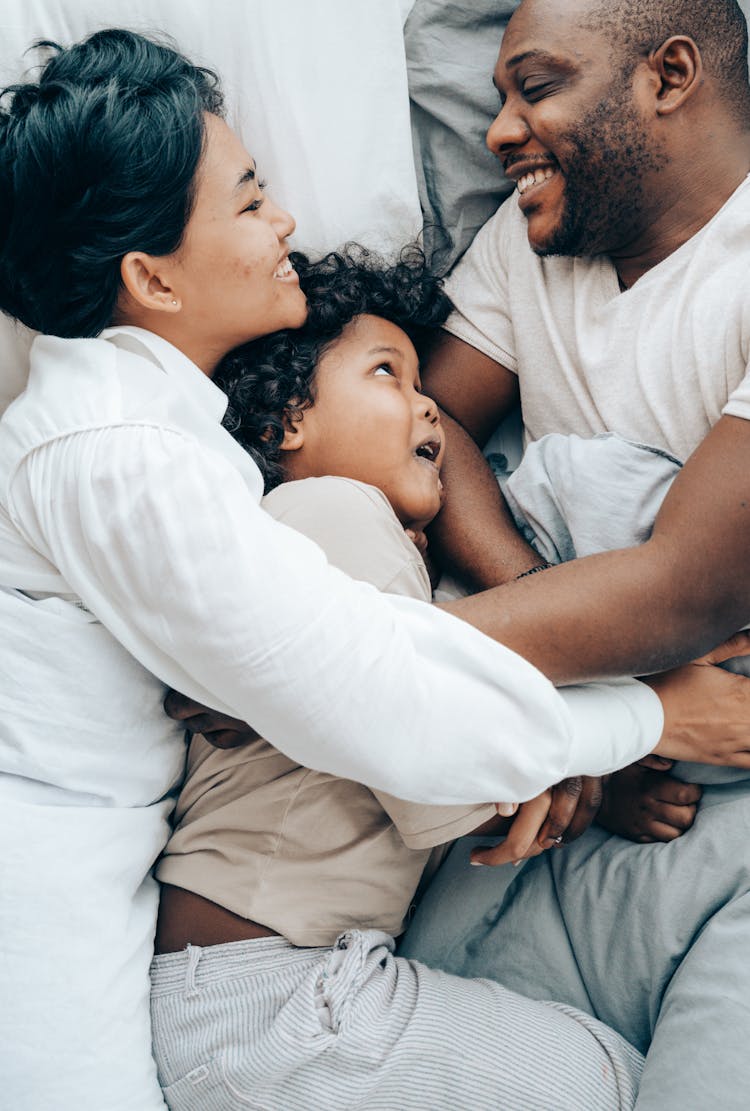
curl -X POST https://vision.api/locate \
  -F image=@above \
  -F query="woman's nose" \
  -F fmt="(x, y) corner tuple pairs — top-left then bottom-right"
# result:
(266, 197), (296, 240)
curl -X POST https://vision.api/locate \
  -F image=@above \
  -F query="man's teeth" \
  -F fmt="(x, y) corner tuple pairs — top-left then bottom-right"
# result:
(274, 257), (294, 278)
(517, 167), (555, 196)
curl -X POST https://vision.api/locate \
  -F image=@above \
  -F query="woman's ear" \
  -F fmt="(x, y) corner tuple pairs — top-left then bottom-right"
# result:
(119, 252), (182, 314)
(279, 408), (305, 452)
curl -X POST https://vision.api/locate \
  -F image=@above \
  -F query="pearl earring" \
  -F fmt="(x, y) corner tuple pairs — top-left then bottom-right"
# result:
(171, 299), (178, 306)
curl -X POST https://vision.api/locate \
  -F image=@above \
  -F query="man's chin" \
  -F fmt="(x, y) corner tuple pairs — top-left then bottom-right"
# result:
(523, 208), (565, 256)
(527, 229), (565, 257)
(526, 212), (587, 259)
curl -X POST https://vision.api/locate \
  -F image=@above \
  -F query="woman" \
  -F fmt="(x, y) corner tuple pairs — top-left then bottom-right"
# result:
(0, 28), (747, 1110)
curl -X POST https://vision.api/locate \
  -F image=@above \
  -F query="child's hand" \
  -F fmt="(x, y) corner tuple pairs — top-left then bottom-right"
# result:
(597, 763), (702, 843)
(405, 528), (429, 558)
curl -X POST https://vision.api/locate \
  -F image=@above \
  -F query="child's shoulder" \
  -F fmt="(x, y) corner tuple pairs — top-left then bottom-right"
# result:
(263, 477), (431, 600)
(264, 475), (394, 524)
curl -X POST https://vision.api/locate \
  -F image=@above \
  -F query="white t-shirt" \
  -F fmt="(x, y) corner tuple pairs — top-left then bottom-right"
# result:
(444, 174), (750, 461)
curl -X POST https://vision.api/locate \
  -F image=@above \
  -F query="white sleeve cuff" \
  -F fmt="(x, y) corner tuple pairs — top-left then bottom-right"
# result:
(558, 678), (662, 777)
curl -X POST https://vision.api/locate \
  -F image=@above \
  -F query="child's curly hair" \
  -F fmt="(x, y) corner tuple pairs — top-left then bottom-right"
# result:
(215, 244), (452, 491)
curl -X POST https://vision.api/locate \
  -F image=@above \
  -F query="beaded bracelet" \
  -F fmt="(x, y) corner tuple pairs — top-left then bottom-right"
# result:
(515, 563), (550, 581)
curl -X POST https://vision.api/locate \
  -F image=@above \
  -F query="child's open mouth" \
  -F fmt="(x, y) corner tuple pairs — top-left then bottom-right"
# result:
(414, 439), (442, 468)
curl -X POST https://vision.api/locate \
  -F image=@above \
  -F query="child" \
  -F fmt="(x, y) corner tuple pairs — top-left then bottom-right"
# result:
(149, 249), (646, 1110)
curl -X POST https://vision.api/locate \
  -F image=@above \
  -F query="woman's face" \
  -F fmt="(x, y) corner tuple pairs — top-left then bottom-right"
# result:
(168, 114), (308, 370)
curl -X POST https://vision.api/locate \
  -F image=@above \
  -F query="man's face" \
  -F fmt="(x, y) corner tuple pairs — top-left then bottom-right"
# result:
(487, 0), (665, 258)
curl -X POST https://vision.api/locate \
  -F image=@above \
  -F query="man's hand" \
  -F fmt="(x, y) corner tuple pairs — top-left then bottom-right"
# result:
(597, 763), (702, 843)
(536, 775), (606, 848)
(163, 689), (259, 749)
(648, 631), (750, 767)
(469, 776), (605, 866)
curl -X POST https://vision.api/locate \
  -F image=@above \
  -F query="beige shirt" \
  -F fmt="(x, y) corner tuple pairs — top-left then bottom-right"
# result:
(444, 175), (750, 462)
(156, 477), (495, 946)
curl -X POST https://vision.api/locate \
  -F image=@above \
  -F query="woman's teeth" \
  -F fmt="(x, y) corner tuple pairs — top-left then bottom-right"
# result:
(274, 257), (294, 278)
(517, 167), (555, 196)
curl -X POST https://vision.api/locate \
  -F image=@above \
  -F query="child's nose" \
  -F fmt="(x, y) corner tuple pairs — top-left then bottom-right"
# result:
(423, 396), (440, 424)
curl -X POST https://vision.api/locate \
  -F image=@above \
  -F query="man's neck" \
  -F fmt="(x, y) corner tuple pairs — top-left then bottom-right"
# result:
(610, 144), (750, 289)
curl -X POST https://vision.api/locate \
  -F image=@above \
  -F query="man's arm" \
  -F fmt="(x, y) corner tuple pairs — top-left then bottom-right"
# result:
(424, 332), (543, 587)
(426, 332), (750, 681)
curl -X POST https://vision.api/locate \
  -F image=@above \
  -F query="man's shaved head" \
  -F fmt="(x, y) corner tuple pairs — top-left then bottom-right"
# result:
(582, 0), (750, 122)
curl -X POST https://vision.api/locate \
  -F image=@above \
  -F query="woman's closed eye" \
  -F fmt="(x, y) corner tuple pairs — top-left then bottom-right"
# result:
(242, 179), (268, 214)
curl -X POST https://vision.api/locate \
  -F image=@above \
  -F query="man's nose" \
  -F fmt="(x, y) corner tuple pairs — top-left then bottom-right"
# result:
(486, 101), (531, 157)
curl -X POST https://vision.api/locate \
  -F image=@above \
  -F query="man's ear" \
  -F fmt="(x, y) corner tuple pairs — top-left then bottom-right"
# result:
(279, 408), (305, 452)
(119, 251), (182, 314)
(650, 36), (703, 116)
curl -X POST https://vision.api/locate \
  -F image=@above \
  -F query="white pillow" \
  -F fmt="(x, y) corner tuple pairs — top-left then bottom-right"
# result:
(0, 0), (421, 414)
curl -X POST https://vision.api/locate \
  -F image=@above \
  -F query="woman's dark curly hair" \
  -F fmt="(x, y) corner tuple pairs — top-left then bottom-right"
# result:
(216, 245), (453, 491)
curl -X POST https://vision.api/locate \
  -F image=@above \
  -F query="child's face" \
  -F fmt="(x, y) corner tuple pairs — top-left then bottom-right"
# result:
(283, 314), (445, 530)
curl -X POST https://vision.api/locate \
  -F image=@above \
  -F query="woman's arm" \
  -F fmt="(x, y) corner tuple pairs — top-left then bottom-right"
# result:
(12, 424), (660, 805)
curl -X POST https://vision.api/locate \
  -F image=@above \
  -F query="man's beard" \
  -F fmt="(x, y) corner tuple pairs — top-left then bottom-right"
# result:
(536, 93), (665, 259)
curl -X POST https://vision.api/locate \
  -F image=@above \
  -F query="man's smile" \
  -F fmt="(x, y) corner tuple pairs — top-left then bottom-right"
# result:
(516, 166), (557, 196)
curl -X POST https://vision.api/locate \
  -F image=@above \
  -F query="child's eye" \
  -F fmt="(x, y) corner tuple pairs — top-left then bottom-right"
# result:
(374, 364), (396, 378)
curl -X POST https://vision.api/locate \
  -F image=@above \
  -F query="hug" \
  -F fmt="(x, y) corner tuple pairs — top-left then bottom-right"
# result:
(1, 1), (750, 1108)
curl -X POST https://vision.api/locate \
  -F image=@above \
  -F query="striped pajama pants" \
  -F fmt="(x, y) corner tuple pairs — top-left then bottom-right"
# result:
(150, 929), (643, 1110)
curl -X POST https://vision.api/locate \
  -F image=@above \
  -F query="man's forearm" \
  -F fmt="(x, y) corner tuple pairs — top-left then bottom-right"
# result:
(442, 537), (738, 684)
(431, 411), (542, 587)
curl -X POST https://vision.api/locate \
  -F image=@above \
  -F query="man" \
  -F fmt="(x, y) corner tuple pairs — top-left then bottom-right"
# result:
(400, 2), (750, 1108)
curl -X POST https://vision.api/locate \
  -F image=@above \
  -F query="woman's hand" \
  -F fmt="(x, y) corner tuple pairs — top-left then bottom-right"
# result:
(648, 632), (750, 767)
(469, 776), (605, 867)
(470, 789), (553, 867)
(163, 690), (259, 749)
